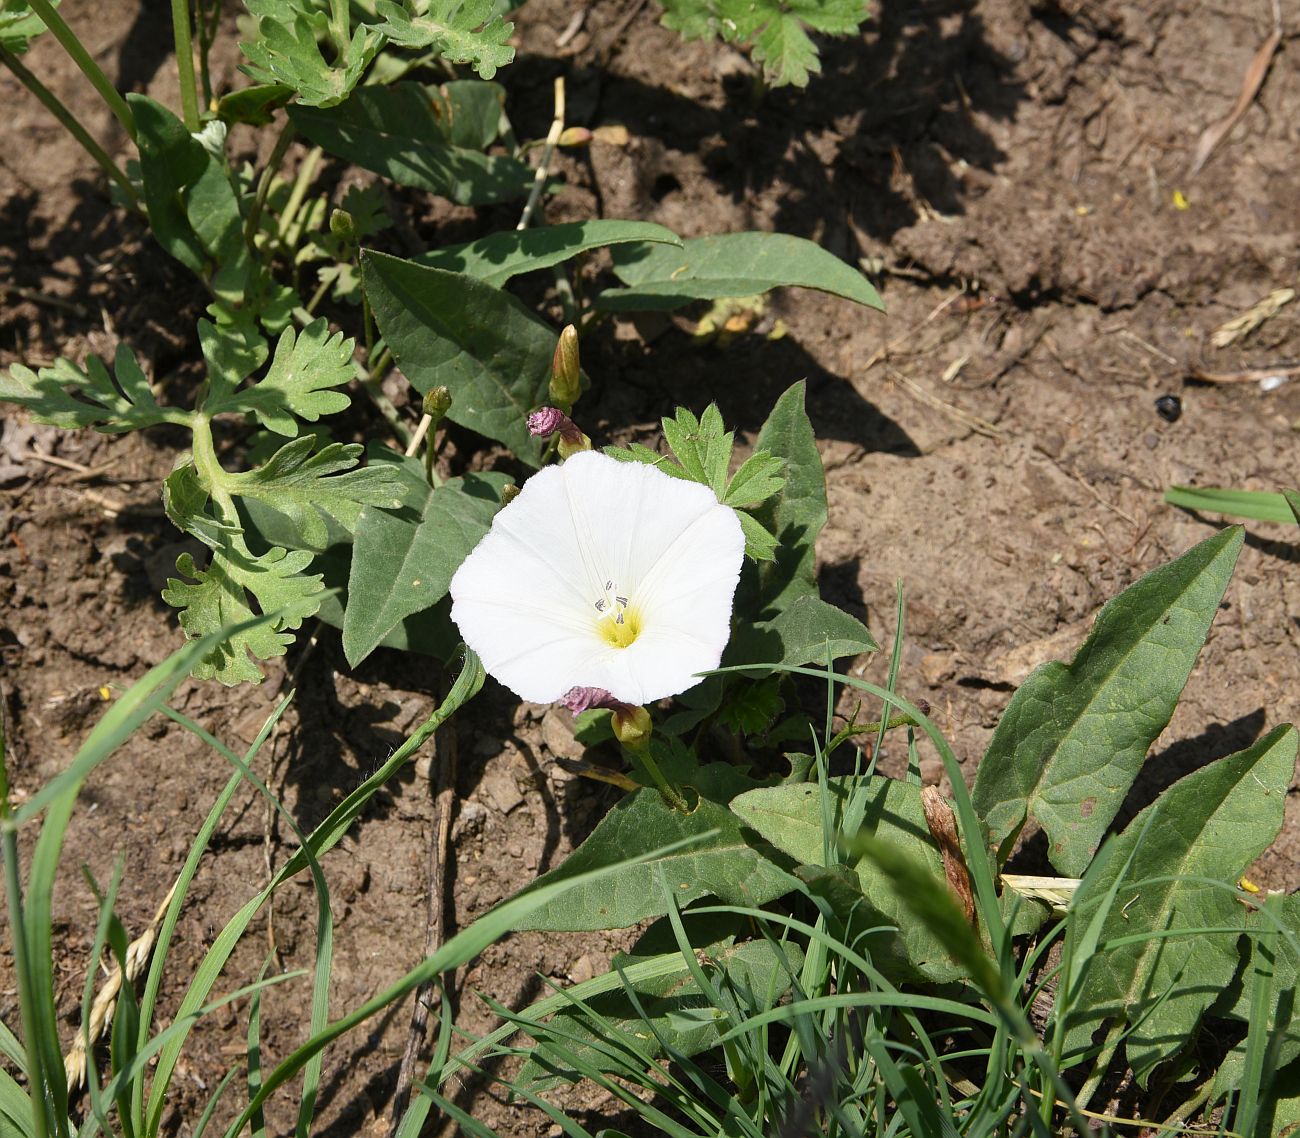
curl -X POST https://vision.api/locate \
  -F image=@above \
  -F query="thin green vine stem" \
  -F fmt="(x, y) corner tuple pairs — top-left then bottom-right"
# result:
(244, 120), (297, 254)
(0, 46), (140, 210)
(169, 0), (201, 131)
(21, 0), (135, 140)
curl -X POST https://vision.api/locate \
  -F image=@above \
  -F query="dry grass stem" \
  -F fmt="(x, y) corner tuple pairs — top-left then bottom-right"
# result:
(1210, 287), (1295, 348)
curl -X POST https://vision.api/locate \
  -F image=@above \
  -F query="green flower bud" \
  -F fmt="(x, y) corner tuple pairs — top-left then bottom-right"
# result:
(500, 483), (520, 507)
(611, 705), (652, 751)
(330, 208), (357, 243)
(422, 385), (453, 422)
(549, 325), (581, 410)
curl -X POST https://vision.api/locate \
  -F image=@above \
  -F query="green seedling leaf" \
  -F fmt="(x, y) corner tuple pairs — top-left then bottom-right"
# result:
(369, 0), (514, 78)
(1165, 484), (1300, 525)
(660, 0), (869, 87)
(289, 83), (533, 206)
(971, 526), (1244, 875)
(342, 451), (509, 667)
(515, 765), (793, 931)
(362, 251), (555, 463)
(162, 546), (324, 684)
(517, 937), (802, 1091)
(416, 220), (682, 287)
(661, 404), (732, 494)
(732, 775), (963, 983)
(205, 318), (354, 437)
(723, 451), (786, 508)
(1061, 724), (1297, 1083)
(200, 308), (270, 403)
(0, 0), (54, 53)
(598, 233), (883, 312)
(1, 343), (168, 432)
(737, 511), (779, 561)
(240, 0), (377, 107)
(226, 436), (407, 547)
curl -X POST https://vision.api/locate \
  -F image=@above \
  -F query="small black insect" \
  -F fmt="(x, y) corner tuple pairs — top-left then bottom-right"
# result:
(1154, 394), (1182, 423)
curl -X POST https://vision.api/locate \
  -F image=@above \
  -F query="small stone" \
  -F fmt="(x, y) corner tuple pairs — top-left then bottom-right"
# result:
(569, 954), (597, 984)
(920, 652), (953, 687)
(541, 708), (585, 761)
(452, 800), (488, 839)
(919, 758), (946, 786)
(480, 768), (524, 814)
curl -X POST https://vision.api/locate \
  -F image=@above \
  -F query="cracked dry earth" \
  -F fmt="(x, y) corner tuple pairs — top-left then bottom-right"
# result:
(2, 0), (1299, 1132)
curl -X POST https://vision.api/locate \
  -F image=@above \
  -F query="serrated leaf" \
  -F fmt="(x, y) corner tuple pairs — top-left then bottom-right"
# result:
(206, 318), (354, 436)
(601, 442), (694, 479)
(415, 220), (682, 288)
(342, 451), (509, 667)
(1062, 725), (1297, 1082)
(369, 0), (513, 78)
(659, 0), (870, 88)
(289, 83), (532, 206)
(598, 233), (883, 312)
(515, 765), (793, 931)
(971, 526), (1245, 875)
(162, 460), (241, 549)
(162, 545), (324, 684)
(362, 250), (555, 464)
(199, 309), (269, 406)
(0, 344), (167, 432)
(732, 776), (965, 982)
(737, 511), (778, 561)
(240, 0), (377, 107)
(226, 436), (407, 548)
(661, 404), (732, 494)
(723, 450), (785, 508)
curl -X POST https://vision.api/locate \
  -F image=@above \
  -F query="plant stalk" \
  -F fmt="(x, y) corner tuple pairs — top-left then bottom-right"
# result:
(169, 0), (201, 131)
(0, 705), (55, 1138)
(21, 0), (135, 140)
(0, 46), (140, 210)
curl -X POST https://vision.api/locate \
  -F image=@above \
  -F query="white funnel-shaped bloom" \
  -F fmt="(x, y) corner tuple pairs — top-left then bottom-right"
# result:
(449, 450), (745, 705)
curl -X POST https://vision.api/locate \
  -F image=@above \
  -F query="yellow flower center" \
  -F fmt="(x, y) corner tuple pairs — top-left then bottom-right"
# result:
(598, 606), (642, 649)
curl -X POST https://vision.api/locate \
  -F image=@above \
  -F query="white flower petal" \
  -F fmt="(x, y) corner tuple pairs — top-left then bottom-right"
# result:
(449, 450), (745, 705)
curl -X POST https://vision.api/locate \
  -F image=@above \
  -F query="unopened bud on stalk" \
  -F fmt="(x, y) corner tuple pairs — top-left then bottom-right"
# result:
(549, 325), (581, 410)
(611, 705), (652, 751)
(557, 126), (593, 147)
(499, 483), (520, 507)
(423, 385), (453, 422)
(330, 208), (357, 243)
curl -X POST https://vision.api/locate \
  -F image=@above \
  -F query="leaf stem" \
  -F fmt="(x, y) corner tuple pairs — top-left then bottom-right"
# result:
(169, 0), (201, 131)
(244, 120), (296, 254)
(190, 412), (239, 523)
(0, 46), (140, 210)
(21, 0), (135, 140)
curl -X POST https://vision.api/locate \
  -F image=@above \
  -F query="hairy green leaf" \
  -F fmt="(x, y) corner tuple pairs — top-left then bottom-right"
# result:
(1062, 725), (1297, 1082)
(362, 251), (555, 463)
(226, 436), (407, 548)
(289, 83), (532, 206)
(971, 526), (1244, 875)
(342, 451), (509, 667)
(1, 344), (168, 432)
(240, 0), (377, 107)
(416, 220), (682, 287)
(162, 546), (324, 684)
(369, 0), (514, 78)
(162, 460), (241, 549)
(206, 318), (354, 436)
(731, 593), (876, 667)
(723, 451), (786, 508)
(598, 233), (883, 312)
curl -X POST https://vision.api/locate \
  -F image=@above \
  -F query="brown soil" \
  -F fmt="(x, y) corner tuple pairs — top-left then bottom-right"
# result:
(3, 0), (1299, 1133)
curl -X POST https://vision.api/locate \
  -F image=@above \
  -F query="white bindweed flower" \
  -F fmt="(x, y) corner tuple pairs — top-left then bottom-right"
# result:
(449, 450), (745, 706)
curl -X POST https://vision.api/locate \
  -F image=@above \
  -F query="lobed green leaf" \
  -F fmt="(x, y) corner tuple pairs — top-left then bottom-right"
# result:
(0, 344), (168, 433)
(240, 0), (377, 107)
(369, 0), (514, 79)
